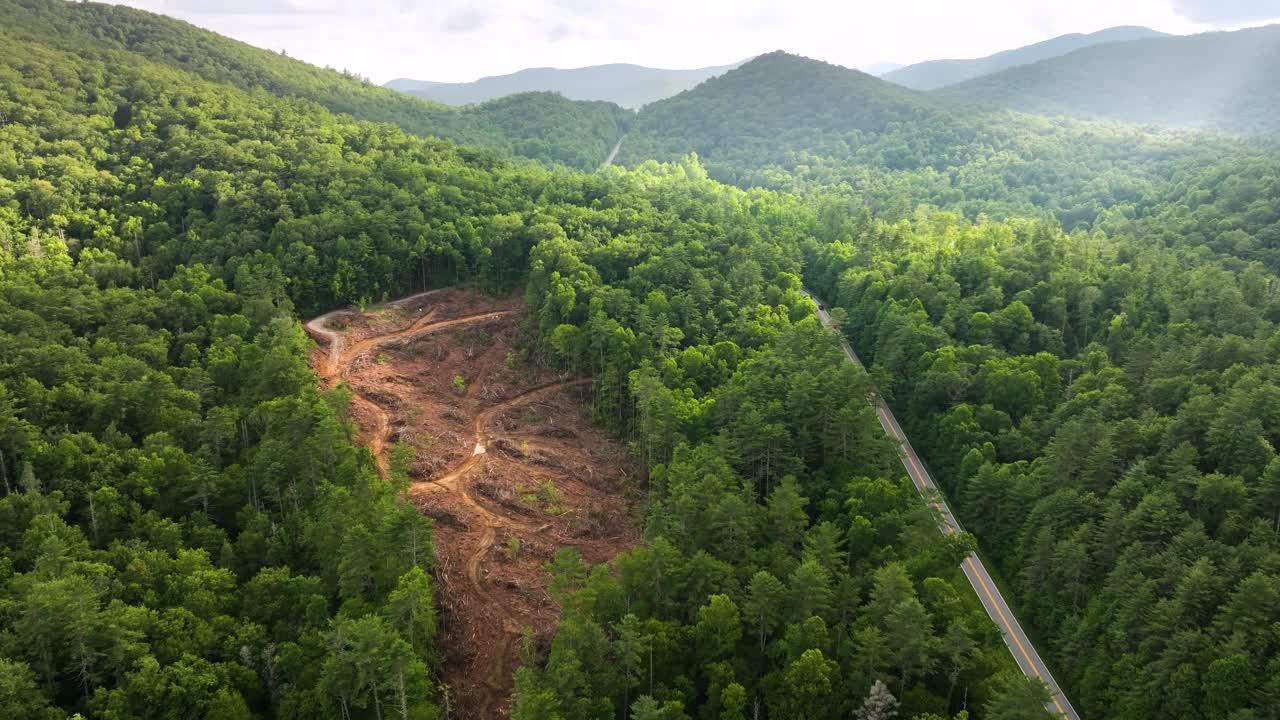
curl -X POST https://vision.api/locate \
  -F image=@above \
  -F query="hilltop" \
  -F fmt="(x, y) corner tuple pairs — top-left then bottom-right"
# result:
(621, 51), (946, 181)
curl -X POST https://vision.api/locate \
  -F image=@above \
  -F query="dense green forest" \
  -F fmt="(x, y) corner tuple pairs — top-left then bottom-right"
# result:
(0, 2), (1048, 718)
(515, 163), (1049, 719)
(3, 0), (1280, 719)
(804, 211), (1280, 718)
(0, 0), (627, 171)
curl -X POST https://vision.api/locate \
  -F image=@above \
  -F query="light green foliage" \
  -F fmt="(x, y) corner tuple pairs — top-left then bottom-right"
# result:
(4, 1), (1277, 719)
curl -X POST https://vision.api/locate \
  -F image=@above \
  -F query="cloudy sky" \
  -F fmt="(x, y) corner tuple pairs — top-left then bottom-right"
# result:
(114, 0), (1280, 83)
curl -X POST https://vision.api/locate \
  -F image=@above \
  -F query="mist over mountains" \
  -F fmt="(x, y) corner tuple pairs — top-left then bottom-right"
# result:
(385, 60), (747, 109)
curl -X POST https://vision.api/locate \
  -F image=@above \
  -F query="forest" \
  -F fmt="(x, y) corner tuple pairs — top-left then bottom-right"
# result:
(2, 0), (1279, 719)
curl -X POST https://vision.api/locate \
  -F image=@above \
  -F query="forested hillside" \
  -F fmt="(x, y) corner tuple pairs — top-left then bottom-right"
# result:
(4, 0), (1280, 718)
(0, 2), (1051, 719)
(621, 52), (944, 179)
(934, 24), (1280, 136)
(0, 0), (626, 170)
(620, 51), (1280, 272)
(617, 38), (1280, 720)
(883, 26), (1167, 91)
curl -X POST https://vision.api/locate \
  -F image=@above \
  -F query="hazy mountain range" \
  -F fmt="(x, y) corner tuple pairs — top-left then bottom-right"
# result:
(933, 24), (1280, 135)
(384, 26), (1171, 109)
(382, 22), (1280, 137)
(881, 25), (1170, 90)
(385, 60), (747, 109)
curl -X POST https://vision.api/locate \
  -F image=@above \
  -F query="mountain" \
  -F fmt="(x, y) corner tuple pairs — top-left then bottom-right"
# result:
(0, 0), (626, 169)
(385, 60), (746, 109)
(883, 25), (1169, 90)
(621, 51), (947, 182)
(614, 49), (1280, 246)
(858, 61), (905, 76)
(934, 24), (1280, 135)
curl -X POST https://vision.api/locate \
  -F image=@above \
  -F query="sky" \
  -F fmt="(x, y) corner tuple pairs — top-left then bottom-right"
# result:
(113, 0), (1280, 83)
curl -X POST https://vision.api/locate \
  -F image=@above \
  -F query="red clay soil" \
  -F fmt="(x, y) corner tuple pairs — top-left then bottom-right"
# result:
(305, 289), (640, 719)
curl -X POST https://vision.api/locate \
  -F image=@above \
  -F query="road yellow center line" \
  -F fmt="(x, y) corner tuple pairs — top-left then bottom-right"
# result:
(887, 408), (1069, 717)
(966, 557), (1067, 716)
(821, 300), (1068, 718)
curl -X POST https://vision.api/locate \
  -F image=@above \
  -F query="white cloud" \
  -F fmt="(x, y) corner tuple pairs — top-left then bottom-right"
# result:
(111, 0), (1232, 83)
(1169, 0), (1280, 24)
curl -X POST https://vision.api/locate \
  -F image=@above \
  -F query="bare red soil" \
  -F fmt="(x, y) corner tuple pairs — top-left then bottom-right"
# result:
(305, 289), (639, 719)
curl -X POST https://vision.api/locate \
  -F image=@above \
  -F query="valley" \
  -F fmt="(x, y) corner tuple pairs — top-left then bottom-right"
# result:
(305, 289), (639, 718)
(3, 1), (1279, 719)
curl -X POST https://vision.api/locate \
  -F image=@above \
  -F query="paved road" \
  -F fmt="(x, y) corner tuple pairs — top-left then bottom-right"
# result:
(804, 290), (1081, 720)
(603, 135), (624, 167)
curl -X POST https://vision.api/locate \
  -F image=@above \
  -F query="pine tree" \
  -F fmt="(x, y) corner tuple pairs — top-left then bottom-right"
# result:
(854, 680), (899, 720)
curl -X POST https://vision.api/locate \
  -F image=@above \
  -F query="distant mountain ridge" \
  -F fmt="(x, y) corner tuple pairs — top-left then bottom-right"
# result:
(934, 23), (1280, 136)
(386, 60), (747, 109)
(883, 25), (1169, 90)
(859, 62), (905, 76)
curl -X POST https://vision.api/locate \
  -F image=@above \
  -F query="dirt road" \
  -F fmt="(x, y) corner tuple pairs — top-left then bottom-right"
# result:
(306, 290), (637, 719)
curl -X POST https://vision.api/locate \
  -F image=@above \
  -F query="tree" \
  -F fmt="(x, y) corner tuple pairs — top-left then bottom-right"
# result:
(0, 659), (61, 720)
(773, 648), (837, 720)
(512, 666), (563, 720)
(386, 567), (438, 660)
(320, 615), (433, 720)
(939, 622), (976, 709)
(615, 613), (647, 711)
(982, 673), (1055, 720)
(743, 571), (786, 655)
(719, 682), (747, 720)
(884, 597), (938, 694)
(695, 595), (742, 665)
(855, 679), (899, 720)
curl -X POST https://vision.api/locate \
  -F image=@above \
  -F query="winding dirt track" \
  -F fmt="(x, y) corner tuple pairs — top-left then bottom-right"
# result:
(305, 292), (624, 719)
(305, 291), (515, 477)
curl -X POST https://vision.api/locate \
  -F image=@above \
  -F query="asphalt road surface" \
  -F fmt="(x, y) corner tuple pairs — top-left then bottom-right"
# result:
(603, 135), (624, 167)
(804, 290), (1081, 720)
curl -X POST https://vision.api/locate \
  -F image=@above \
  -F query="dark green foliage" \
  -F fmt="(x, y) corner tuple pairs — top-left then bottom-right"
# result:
(512, 162), (1044, 718)
(0, 4), (1037, 716)
(6, 1), (1278, 719)
(807, 208), (1280, 719)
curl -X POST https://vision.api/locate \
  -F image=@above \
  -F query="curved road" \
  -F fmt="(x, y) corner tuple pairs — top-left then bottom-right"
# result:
(804, 290), (1080, 720)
